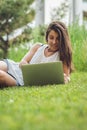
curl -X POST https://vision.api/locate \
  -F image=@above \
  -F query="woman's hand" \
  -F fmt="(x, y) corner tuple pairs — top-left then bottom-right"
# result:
(19, 60), (28, 68)
(64, 73), (70, 84)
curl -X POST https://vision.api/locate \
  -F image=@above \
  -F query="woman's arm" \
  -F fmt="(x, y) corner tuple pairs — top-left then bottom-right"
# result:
(63, 64), (70, 84)
(19, 43), (41, 67)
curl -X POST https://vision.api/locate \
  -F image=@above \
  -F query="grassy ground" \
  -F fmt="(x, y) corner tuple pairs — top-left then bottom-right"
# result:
(0, 71), (87, 130)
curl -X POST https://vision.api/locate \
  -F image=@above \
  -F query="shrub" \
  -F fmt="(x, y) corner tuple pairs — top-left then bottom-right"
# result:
(69, 23), (87, 71)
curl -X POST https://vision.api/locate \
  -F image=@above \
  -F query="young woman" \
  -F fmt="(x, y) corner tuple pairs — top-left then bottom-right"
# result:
(0, 21), (73, 87)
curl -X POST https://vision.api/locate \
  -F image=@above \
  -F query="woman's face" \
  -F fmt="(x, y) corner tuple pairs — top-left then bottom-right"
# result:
(47, 30), (59, 52)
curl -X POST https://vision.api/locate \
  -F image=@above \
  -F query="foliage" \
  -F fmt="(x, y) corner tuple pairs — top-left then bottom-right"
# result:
(50, 0), (69, 21)
(0, 72), (87, 130)
(8, 42), (31, 62)
(31, 25), (46, 43)
(68, 23), (87, 71)
(0, 0), (35, 58)
(10, 27), (33, 45)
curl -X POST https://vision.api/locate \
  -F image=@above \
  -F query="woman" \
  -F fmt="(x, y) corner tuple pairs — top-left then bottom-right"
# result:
(0, 21), (73, 87)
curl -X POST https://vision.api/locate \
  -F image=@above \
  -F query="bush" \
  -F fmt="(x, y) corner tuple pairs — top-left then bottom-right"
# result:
(69, 23), (87, 71)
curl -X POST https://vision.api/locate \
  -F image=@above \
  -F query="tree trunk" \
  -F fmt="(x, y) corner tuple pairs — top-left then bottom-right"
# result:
(3, 41), (9, 58)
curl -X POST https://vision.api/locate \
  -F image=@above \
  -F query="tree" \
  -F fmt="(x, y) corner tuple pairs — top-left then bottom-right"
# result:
(0, 0), (35, 58)
(50, 0), (69, 21)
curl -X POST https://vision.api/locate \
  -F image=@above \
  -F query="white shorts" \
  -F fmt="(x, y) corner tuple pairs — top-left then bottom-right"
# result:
(4, 59), (24, 86)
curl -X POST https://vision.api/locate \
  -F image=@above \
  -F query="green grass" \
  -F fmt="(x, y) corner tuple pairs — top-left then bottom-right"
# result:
(0, 71), (87, 130)
(68, 23), (87, 71)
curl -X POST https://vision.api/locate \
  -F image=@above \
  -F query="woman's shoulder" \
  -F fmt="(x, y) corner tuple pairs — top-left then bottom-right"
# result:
(29, 42), (44, 53)
(32, 42), (43, 48)
(31, 42), (46, 50)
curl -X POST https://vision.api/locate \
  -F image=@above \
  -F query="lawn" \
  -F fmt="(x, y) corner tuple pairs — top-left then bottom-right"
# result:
(0, 71), (87, 130)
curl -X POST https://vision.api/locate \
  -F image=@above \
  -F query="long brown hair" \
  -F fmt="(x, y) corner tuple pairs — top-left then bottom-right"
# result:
(46, 21), (73, 72)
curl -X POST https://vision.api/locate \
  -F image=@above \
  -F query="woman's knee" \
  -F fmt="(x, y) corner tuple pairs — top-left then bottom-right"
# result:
(0, 70), (17, 86)
(0, 70), (6, 84)
(0, 70), (8, 87)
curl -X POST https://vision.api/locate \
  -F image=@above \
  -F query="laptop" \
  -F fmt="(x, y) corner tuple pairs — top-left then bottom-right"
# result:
(21, 61), (64, 86)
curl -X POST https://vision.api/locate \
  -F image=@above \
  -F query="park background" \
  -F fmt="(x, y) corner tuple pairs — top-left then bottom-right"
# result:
(0, 0), (87, 130)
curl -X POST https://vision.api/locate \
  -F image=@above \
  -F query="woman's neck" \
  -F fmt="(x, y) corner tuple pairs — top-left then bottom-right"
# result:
(44, 46), (58, 57)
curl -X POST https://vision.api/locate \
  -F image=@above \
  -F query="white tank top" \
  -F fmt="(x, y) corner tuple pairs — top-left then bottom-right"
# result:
(29, 44), (60, 64)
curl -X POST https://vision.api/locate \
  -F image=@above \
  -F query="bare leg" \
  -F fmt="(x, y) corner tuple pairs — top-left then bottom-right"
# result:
(0, 61), (8, 72)
(0, 70), (17, 87)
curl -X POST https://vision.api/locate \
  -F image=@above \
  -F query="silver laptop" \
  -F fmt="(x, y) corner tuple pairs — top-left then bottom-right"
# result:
(21, 61), (64, 86)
